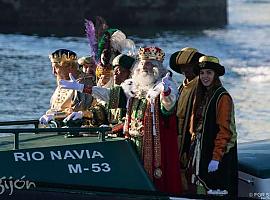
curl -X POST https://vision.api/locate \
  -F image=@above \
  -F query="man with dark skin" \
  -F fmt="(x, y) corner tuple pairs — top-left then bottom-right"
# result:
(169, 47), (204, 193)
(112, 54), (135, 85)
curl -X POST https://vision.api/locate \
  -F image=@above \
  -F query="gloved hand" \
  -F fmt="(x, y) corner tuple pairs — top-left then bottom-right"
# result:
(39, 114), (54, 125)
(146, 89), (160, 100)
(63, 111), (83, 122)
(161, 72), (171, 92)
(208, 160), (219, 172)
(59, 73), (84, 92)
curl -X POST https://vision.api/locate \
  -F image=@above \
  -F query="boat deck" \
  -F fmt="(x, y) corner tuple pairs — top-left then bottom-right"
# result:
(238, 140), (270, 179)
(0, 133), (120, 151)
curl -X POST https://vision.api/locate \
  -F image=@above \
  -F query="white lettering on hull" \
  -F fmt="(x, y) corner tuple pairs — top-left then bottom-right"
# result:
(14, 150), (104, 161)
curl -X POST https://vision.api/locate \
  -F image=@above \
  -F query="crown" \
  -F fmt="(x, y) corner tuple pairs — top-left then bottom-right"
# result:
(138, 47), (165, 62)
(49, 49), (77, 63)
(95, 64), (113, 78)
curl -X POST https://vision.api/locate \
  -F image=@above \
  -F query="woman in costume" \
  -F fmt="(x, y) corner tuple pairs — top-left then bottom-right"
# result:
(188, 55), (238, 198)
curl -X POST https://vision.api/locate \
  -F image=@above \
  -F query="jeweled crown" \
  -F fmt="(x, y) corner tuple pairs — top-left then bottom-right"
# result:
(138, 47), (165, 62)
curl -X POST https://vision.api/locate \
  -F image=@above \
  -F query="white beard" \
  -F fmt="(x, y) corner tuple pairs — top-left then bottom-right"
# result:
(132, 67), (159, 91)
(121, 68), (161, 99)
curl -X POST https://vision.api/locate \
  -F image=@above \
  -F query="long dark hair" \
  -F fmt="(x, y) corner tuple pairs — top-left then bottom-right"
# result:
(191, 73), (222, 130)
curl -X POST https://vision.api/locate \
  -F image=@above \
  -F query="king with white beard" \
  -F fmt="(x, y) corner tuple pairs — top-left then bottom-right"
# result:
(121, 47), (182, 195)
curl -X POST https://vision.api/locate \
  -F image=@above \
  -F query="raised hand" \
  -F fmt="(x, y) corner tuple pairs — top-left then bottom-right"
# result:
(59, 73), (84, 92)
(161, 72), (171, 92)
(208, 160), (219, 172)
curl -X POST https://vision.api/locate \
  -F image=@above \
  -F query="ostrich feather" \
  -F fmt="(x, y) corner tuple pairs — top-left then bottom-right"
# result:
(85, 19), (97, 61)
(95, 16), (109, 43)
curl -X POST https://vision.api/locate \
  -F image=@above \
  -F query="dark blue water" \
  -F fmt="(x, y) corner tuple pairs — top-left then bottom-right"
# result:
(0, 0), (270, 142)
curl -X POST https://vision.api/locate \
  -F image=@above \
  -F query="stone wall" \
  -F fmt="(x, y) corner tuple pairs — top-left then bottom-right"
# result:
(0, 0), (227, 36)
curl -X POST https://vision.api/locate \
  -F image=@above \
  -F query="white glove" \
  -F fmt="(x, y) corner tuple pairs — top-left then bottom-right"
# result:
(59, 73), (84, 92)
(208, 160), (219, 172)
(63, 111), (83, 122)
(39, 114), (54, 125)
(146, 89), (160, 100)
(161, 72), (171, 92)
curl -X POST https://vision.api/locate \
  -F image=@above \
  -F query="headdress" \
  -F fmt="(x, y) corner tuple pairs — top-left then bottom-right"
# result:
(138, 47), (165, 62)
(85, 19), (98, 63)
(95, 64), (113, 79)
(97, 28), (118, 63)
(49, 49), (77, 63)
(98, 28), (135, 63)
(112, 54), (135, 70)
(169, 47), (204, 74)
(78, 56), (94, 65)
(197, 55), (225, 76)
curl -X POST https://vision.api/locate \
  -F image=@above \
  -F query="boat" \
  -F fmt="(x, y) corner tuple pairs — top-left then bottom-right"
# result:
(0, 119), (268, 199)
(0, 120), (173, 199)
(238, 139), (270, 199)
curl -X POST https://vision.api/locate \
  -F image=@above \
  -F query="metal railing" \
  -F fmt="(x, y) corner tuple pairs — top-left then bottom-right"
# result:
(0, 120), (111, 150)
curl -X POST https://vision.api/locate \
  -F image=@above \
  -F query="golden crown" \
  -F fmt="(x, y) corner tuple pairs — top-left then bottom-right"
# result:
(49, 49), (77, 63)
(138, 47), (165, 62)
(95, 64), (113, 78)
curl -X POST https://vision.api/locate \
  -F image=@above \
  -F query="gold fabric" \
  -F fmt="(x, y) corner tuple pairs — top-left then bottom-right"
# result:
(176, 50), (197, 65)
(95, 64), (113, 79)
(199, 55), (219, 64)
(177, 77), (198, 137)
(46, 86), (75, 118)
(108, 108), (124, 124)
(46, 72), (94, 121)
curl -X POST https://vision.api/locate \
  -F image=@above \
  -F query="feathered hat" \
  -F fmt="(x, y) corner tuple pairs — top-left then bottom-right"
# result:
(97, 28), (135, 64)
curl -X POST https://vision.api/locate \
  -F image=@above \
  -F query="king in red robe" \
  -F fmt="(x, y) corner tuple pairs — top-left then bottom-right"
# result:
(122, 47), (182, 195)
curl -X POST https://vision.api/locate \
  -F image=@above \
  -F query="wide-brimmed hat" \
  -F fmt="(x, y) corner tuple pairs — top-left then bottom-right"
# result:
(112, 54), (135, 70)
(169, 47), (204, 74)
(196, 55), (225, 76)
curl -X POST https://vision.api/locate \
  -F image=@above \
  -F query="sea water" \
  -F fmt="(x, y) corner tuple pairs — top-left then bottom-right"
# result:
(0, 0), (270, 143)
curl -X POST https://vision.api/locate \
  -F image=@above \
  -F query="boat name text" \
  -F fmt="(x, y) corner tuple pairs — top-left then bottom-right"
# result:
(13, 150), (104, 162)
